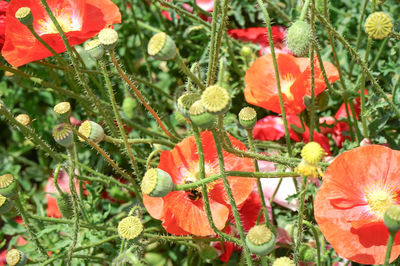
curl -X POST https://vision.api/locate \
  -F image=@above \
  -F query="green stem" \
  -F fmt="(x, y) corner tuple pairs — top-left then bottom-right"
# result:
(299, 0), (311, 21)
(294, 176), (307, 264)
(303, 220), (322, 266)
(104, 135), (174, 148)
(384, 232), (396, 266)
(206, 0), (220, 87)
(175, 51), (206, 90)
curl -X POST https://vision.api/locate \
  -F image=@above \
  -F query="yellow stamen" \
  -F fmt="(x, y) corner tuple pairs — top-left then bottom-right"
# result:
(280, 73), (295, 100)
(364, 182), (397, 219)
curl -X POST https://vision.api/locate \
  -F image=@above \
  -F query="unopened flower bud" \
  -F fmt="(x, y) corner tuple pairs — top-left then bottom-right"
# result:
(0, 174), (17, 198)
(240, 46), (252, 58)
(122, 97), (138, 119)
(98, 28), (118, 50)
(147, 32), (177, 60)
(199, 245), (218, 260)
(365, 12), (392, 40)
(245, 224), (276, 256)
(84, 39), (105, 60)
(384, 204), (400, 234)
(299, 244), (316, 262)
(189, 100), (216, 129)
(15, 114), (30, 126)
(286, 21), (312, 56)
(53, 123), (74, 148)
(15, 7), (33, 26)
(238, 107), (257, 129)
(57, 193), (74, 219)
(78, 121), (105, 144)
(118, 216), (143, 240)
(0, 194), (14, 214)
(6, 249), (27, 266)
(141, 168), (173, 197)
(177, 93), (201, 118)
(272, 257), (295, 266)
(201, 85), (231, 115)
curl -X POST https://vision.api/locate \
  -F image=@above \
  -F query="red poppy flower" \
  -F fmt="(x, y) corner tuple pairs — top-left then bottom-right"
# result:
(228, 26), (286, 47)
(2, 0), (121, 67)
(244, 54), (339, 115)
(0, 0), (8, 51)
(143, 131), (256, 236)
(314, 145), (400, 264)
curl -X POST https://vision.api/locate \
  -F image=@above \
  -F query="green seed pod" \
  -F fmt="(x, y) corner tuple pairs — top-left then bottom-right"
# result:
(53, 102), (71, 119)
(189, 100), (216, 129)
(177, 93), (201, 118)
(56, 193), (74, 219)
(0, 194), (14, 214)
(53, 123), (74, 148)
(364, 12), (393, 40)
(286, 21), (312, 56)
(240, 46), (252, 58)
(84, 39), (105, 60)
(0, 174), (17, 198)
(122, 97), (138, 120)
(384, 204), (400, 234)
(118, 216), (144, 240)
(15, 114), (30, 126)
(201, 85), (231, 115)
(299, 244), (316, 262)
(147, 32), (177, 60)
(141, 168), (174, 197)
(272, 257), (295, 266)
(6, 249), (27, 266)
(15, 7), (33, 26)
(98, 28), (118, 50)
(238, 107), (257, 129)
(245, 224), (276, 256)
(78, 121), (105, 144)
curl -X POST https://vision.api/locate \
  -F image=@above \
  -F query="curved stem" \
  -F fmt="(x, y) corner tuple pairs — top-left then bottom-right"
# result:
(294, 176), (307, 264)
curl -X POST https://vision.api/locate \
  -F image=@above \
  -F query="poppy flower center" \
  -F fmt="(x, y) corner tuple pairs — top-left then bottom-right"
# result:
(280, 73), (295, 101)
(364, 182), (398, 219)
(36, 8), (82, 35)
(182, 162), (218, 201)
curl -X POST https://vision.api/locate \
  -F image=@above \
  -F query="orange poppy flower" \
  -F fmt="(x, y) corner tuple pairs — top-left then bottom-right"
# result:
(143, 131), (256, 236)
(2, 0), (121, 67)
(244, 53), (339, 114)
(314, 145), (400, 264)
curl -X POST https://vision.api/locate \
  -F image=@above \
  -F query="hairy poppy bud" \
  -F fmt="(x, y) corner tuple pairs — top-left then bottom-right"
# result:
(118, 216), (143, 240)
(15, 114), (30, 126)
(189, 100), (216, 129)
(53, 123), (74, 148)
(98, 28), (118, 50)
(199, 245), (218, 260)
(245, 224), (276, 256)
(300, 244), (316, 262)
(141, 168), (173, 197)
(147, 32), (177, 60)
(85, 39), (105, 60)
(239, 107), (257, 129)
(365, 12), (392, 40)
(57, 193), (74, 219)
(6, 249), (27, 266)
(78, 121), (105, 144)
(201, 85), (231, 115)
(122, 97), (138, 120)
(15, 7), (33, 26)
(286, 21), (312, 56)
(0, 174), (17, 198)
(177, 93), (201, 118)
(384, 204), (400, 234)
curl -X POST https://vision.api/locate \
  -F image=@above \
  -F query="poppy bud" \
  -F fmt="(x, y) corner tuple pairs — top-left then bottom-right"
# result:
(98, 28), (118, 50)
(240, 46), (252, 58)
(0, 174), (17, 198)
(118, 216), (143, 240)
(0, 194), (14, 214)
(147, 32), (177, 60)
(122, 97), (138, 119)
(15, 7), (33, 26)
(177, 93), (201, 118)
(84, 39), (105, 60)
(364, 12), (392, 40)
(141, 168), (173, 197)
(238, 107), (257, 129)
(78, 121), (105, 144)
(199, 245), (219, 260)
(245, 224), (276, 256)
(53, 123), (74, 148)
(189, 100), (216, 129)
(57, 193), (74, 219)
(316, 90), (330, 111)
(384, 204), (400, 234)
(54, 102), (71, 117)
(286, 21), (312, 56)
(272, 257), (295, 266)
(201, 85), (231, 115)
(6, 249), (27, 266)
(299, 244), (316, 262)
(15, 114), (30, 126)
(301, 142), (325, 165)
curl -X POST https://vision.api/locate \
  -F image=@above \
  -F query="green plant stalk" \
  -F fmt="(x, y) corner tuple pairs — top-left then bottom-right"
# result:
(308, 0), (317, 142)
(104, 135), (174, 148)
(294, 176), (307, 264)
(343, 97), (355, 141)
(349, 101), (362, 142)
(53, 164), (63, 195)
(384, 232), (396, 266)
(175, 51), (206, 90)
(99, 59), (139, 176)
(256, 0), (292, 156)
(206, 0), (220, 87)
(316, 14), (400, 118)
(269, 177), (283, 205)
(39, 0), (119, 138)
(211, 129), (253, 265)
(146, 149), (162, 169)
(303, 220), (322, 266)
(299, 0), (311, 21)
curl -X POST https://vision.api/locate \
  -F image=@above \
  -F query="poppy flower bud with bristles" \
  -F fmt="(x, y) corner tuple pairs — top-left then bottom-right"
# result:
(0, 194), (14, 214)
(384, 204), (400, 234)
(147, 32), (177, 60)
(286, 21), (312, 56)
(299, 244), (317, 262)
(199, 245), (219, 260)
(15, 7), (33, 26)
(53, 101), (71, 119)
(189, 100), (216, 129)
(6, 249), (27, 266)
(201, 85), (231, 115)
(0, 174), (17, 198)
(118, 216), (144, 240)
(53, 123), (74, 148)
(245, 224), (276, 256)
(84, 39), (104, 60)
(122, 97), (138, 120)
(57, 193), (74, 219)
(98, 28), (118, 50)
(272, 257), (295, 266)
(301, 142), (325, 165)
(364, 12), (392, 40)
(78, 121), (105, 144)
(238, 107), (257, 129)
(141, 168), (173, 197)
(177, 93), (201, 118)
(15, 114), (30, 126)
